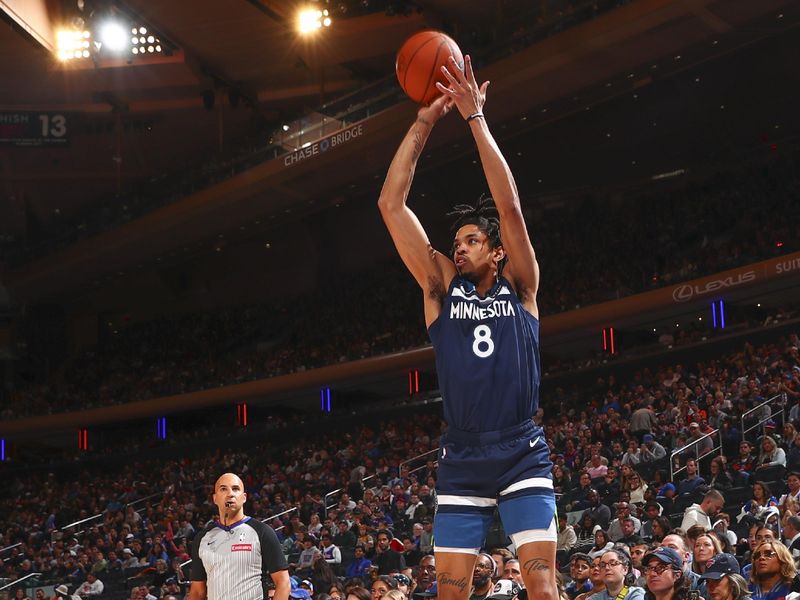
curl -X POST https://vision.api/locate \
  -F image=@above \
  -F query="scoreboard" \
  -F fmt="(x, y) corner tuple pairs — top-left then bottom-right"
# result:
(0, 111), (71, 147)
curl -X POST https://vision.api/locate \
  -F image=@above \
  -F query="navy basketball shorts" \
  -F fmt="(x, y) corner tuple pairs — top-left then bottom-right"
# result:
(433, 419), (556, 553)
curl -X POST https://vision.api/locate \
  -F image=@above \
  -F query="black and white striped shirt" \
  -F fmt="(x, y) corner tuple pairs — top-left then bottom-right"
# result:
(191, 517), (288, 600)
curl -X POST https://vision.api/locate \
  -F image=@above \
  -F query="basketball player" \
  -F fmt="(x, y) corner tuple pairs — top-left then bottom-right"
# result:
(378, 55), (556, 600)
(188, 473), (290, 600)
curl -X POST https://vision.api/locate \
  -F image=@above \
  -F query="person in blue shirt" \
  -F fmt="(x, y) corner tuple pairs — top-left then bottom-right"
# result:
(345, 545), (373, 579)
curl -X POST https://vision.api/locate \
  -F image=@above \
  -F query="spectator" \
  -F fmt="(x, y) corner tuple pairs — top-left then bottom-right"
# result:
(696, 553), (749, 600)
(575, 556), (605, 600)
(675, 459), (706, 501)
(621, 440), (643, 467)
(708, 457), (734, 492)
(641, 547), (687, 600)
(587, 549), (645, 600)
(608, 502), (641, 542)
(628, 472), (649, 506)
(557, 513), (578, 560)
(344, 546), (372, 579)
(373, 531), (404, 575)
(731, 442), (757, 485)
(640, 435), (667, 464)
(501, 559), (524, 587)
(737, 482), (778, 527)
(755, 436), (786, 476)
(588, 530), (614, 560)
(581, 490), (612, 531)
(469, 554), (495, 600)
(659, 532), (702, 595)
(691, 531), (723, 577)
(781, 516), (800, 559)
(681, 489), (725, 531)
(75, 573), (104, 598)
(320, 534), (341, 566)
(747, 541), (796, 600)
(565, 553), (593, 600)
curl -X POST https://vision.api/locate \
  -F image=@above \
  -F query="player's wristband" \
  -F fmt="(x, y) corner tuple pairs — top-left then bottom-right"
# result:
(466, 112), (484, 123)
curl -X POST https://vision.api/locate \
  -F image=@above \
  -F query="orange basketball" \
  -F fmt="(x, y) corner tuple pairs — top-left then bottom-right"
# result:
(396, 30), (464, 105)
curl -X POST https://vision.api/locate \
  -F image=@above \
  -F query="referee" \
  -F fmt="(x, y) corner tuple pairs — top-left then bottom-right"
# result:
(188, 473), (290, 600)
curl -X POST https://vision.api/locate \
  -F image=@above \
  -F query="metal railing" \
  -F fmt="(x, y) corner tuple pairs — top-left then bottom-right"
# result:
(0, 542), (21, 554)
(741, 392), (786, 443)
(55, 490), (164, 540)
(323, 472), (382, 517)
(670, 428), (721, 481)
(0, 572), (42, 592)
(399, 447), (439, 480)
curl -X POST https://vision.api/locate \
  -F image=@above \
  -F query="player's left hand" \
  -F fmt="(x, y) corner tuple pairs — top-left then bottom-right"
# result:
(436, 55), (490, 120)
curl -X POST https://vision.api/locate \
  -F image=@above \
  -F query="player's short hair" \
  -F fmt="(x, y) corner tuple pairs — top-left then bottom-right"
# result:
(448, 196), (503, 251)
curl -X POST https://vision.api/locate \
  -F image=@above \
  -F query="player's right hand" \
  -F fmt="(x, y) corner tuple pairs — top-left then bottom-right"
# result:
(417, 94), (453, 125)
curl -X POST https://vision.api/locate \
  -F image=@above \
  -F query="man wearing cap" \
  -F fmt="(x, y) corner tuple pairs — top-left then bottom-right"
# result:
(641, 548), (685, 600)
(121, 548), (139, 569)
(639, 502), (661, 542)
(680, 489), (724, 532)
(289, 579), (312, 600)
(698, 553), (749, 600)
(640, 435), (666, 463)
(188, 473), (290, 600)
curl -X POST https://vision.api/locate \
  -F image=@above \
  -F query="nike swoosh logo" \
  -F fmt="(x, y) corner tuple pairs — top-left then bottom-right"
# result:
(529, 437), (539, 448)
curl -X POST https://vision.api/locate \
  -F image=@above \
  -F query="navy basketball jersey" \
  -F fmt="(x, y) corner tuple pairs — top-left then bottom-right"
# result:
(428, 275), (541, 433)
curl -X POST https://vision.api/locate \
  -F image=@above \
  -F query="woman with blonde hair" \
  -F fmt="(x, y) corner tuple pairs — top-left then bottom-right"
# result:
(756, 436), (786, 471)
(692, 531), (723, 576)
(747, 540), (796, 600)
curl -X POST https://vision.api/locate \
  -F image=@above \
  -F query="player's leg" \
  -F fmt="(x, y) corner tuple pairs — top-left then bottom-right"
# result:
(434, 551), (478, 600)
(514, 535), (558, 600)
(497, 482), (557, 600)
(433, 496), (494, 600)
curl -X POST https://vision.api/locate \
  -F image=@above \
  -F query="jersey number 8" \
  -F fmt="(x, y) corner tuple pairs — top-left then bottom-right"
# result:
(472, 324), (495, 358)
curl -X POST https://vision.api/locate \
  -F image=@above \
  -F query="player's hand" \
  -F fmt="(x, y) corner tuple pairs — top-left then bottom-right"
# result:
(417, 93), (454, 125)
(436, 55), (489, 121)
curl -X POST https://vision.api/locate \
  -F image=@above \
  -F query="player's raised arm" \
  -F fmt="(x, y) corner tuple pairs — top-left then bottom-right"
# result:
(378, 96), (457, 324)
(437, 55), (540, 317)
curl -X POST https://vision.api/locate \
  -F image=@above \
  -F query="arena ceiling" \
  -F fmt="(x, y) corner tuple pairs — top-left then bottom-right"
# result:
(0, 0), (799, 305)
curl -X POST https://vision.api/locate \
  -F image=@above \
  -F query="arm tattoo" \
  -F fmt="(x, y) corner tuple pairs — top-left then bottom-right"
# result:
(523, 557), (550, 574)
(411, 129), (424, 161)
(437, 572), (468, 594)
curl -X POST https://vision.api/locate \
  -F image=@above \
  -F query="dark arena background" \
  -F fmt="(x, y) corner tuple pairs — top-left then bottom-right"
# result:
(1, 0), (800, 599)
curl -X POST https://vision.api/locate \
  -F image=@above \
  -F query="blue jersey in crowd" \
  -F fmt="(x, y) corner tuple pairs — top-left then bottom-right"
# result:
(428, 275), (540, 433)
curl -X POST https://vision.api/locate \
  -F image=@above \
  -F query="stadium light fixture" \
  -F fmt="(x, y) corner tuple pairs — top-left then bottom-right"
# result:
(99, 20), (129, 53)
(56, 28), (91, 61)
(298, 7), (332, 33)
